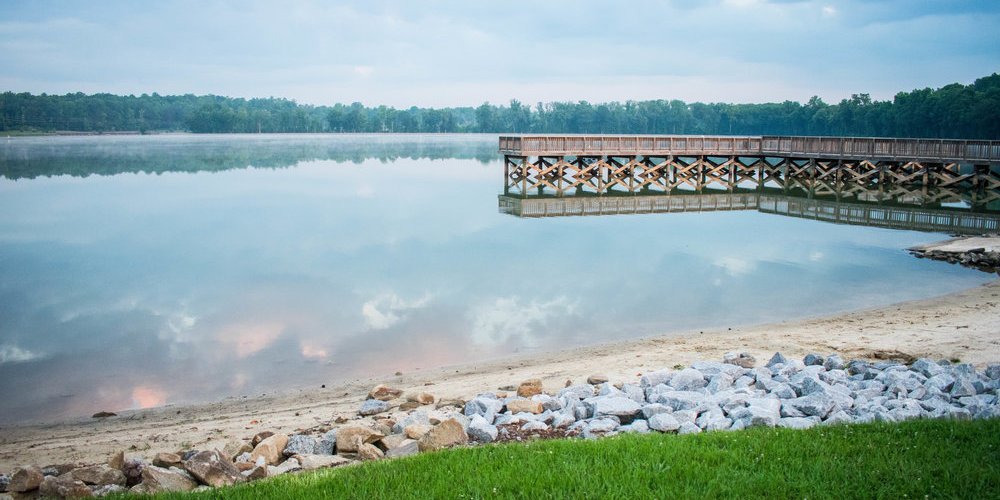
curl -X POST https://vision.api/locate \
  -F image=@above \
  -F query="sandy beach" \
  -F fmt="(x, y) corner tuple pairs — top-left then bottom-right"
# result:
(2, 277), (999, 472)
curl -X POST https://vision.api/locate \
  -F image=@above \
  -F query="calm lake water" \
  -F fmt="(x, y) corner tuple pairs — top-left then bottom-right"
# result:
(0, 134), (993, 424)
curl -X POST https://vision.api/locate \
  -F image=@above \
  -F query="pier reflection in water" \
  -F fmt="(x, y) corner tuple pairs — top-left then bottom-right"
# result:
(499, 182), (1000, 236)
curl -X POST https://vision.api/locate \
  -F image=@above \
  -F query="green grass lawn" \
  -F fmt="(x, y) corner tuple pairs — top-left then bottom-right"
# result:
(141, 418), (1000, 499)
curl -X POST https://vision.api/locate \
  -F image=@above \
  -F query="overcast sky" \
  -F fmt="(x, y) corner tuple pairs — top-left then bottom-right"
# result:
(1, 0), (998, 108)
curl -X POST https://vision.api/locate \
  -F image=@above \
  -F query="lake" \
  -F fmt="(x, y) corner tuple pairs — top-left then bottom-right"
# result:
(0, 133), (993, 424)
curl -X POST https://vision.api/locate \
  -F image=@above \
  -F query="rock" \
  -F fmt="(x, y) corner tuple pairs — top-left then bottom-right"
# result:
(0, 474), (7, 493)
(399, 401), (421, 411)
(521, 420), (549, 432)
(358, 443), (384, 461)
(779, 417), (817, 429)
(586, 374), (609, 385)
(358, 398), (392, 416)
(405, 424), (433, 439)
(803, 353), (825, 366)
(823, 410), (852, 425)
(823, 354), (845, 371)
(336, 425), (384, 452)
(283, 434), (317, 457)
(405, 392), (435, 405)
(386, 440), (420, 458)
(766, 352), (789, 369)
(221, 440), (253, 461)
(467, 415), (499, 442)
(71, 464), (125, 486)
(517, 379), (543, 398)
(677, 422), (702, 435)
(911, 358), (946, 378)
(597, 382), (624, 397)
(951, 378), (977, 398)
(436, 398), (466, 409)
(183, 450), (243, 488)
(368, 384), (403, 401)
(378, 433), (410, 451)
(153, 452), (183, 469)
(558, 384), (596, 400)
(92, 484), (126, 497)
(181, 450), (199, 461)
(986, 364), (1000, 380)
(391, 410), (429, 434)
(648, 413), (681, 432)
(784, 393), (836, 418)
(590, 396), (642, 421)
(417, 418), (468, 452)
(315, 429), (337, 455)
(251, 433), (289, 466)
(640, 369), (674, 388)
(39, 475), (93, 498)
(122, 459), (143, 487)
(533, 394), (564, 412)
(266, 458), (301, 477)
(724, 351), (756, 369)
(8, 466), (43, 493)
(575, 416), (620, 439)
(464, 397), (504, 424)
(506, 399), (544, 414)
(241, 466), (267, 482)
(140, 466), (198, 493)
(107, 451), (125, 472)
(668, 368), (707, 391)
(251, 431), (275, 447)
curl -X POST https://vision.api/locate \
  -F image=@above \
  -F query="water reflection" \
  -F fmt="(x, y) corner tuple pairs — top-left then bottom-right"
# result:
(1, 133), (498, 179)
(0, 135), (993, 424)
(499, 184), (1000, 235)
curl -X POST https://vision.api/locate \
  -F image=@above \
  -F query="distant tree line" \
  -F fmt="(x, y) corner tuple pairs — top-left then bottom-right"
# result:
(1, 73), (998, 138)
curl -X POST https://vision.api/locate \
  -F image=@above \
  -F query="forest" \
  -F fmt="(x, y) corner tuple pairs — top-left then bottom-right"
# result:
(1, 73), (998, 139)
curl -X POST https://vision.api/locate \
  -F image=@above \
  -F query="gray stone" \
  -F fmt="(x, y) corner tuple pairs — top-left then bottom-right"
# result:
(672, 410), (698, 426)
(467, 415), (499, 442)
(532, 394), (563, 412)
(641, 403), (672, 419)
(823, 410), (852, 425)
(677, 422), (702, 435)
(778, 417), (817, 429)
(393, 410), (431, 434)
(622, 384), (646, 404)
(655, 391), (708, 412)
(766, 352), (789, 369)
(951, 378), (977, 398)
(385, 440), (419, 458)
(764, 380), (797, 400)
(985, 364), (1000, 380)
(847, 359), (870, 376)
(267, 457), (301, 476)
(590, 396), (642, 421)
(93, 484), (127, 497)
(521, 420), (549, 432)
(295, 454), (351, 471)
(823, 354), (845, 371)
(669, 368), (708, 391)
(640, 369), (674, 388)
(0, 474), (8, 493)
(283, 434), (317, 457)
(464, 396), (505, 424)
(557, 384), (596, 400)
(358, 398), (392, 416)
(723, 351), (756, 369)
(575, 416), (620, 439)
(597, 382), (624, 397)
(911, 358), (946, 378)
(925, 374), (956, 392)
(617, 419), (650, 434)
(706, 373), (734, 394)
(648, 413), (681, 432)
(734, 375), (755, 389)
(314, 429), (337, 455)
(803, 353), (825, 366)
(552, 412), (576, 428)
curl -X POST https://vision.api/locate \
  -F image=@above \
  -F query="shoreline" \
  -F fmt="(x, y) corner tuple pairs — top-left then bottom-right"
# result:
(2, 277), (999, 471)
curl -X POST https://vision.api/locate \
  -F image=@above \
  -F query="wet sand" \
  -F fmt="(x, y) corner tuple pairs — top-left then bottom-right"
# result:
(2, 278), (999, 471)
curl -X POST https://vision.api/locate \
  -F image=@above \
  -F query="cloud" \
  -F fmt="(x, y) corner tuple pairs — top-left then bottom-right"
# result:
(0, 344), (43, 364)
(714, 257), (757, 276)
(468, 296), (578, 347)
(361, 292), (432, 330)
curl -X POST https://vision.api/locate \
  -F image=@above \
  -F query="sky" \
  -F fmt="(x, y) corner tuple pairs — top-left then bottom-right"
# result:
(1, 0), (998, 108)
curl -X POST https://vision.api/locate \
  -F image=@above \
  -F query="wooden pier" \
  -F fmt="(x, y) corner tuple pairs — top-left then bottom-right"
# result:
(499, 135), (1000, 196)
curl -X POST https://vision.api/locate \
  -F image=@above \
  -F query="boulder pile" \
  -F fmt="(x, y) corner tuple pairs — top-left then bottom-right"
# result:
(2, 351), (999, 498)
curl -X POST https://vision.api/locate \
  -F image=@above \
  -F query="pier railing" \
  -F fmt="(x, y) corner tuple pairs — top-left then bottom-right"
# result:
(499, 135), (1000, 163)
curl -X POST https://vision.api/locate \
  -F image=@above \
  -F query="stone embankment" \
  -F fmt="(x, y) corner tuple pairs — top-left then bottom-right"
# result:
(910, 236), (1000, 273)
(2, 351), (999, 498)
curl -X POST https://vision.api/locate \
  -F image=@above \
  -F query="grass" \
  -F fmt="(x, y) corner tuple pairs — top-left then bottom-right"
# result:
(137, 418), (999, 499)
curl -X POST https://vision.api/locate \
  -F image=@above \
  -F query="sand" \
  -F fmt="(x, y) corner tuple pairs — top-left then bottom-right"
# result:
(2, 278), (999, 472)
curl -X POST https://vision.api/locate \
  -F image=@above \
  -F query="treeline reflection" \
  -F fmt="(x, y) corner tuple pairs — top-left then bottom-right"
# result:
(0, 134), (498, 180)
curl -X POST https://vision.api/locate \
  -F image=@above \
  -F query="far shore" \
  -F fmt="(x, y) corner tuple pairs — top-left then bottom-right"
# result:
(2, 276), (998, 471)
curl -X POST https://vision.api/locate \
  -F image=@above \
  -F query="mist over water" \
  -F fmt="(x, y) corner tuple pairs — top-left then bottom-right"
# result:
(0, 134), (992, 424)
